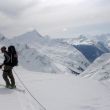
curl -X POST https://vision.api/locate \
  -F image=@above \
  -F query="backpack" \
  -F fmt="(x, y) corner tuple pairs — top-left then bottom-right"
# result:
(8, 45), (18, 67)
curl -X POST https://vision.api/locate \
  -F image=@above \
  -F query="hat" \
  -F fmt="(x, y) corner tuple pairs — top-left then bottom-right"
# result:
(1, 46), (6, 52)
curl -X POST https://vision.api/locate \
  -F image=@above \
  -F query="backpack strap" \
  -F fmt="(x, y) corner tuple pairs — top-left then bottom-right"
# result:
(4, 52), (11, 64)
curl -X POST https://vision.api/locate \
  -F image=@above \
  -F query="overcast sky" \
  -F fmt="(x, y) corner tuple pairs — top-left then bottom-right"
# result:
(0, 0), (110, 38)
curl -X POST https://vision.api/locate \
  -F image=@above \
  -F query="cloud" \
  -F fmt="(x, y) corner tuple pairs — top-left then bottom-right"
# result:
(0, 0), (38, 16)
(0, 0), (110, 37)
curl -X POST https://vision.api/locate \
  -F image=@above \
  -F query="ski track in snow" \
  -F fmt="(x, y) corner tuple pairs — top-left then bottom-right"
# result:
(0, 72), (44, 110)
(15, 84), (40, 110)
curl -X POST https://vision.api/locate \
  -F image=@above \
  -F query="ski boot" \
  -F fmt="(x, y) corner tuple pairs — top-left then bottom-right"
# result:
(10, 85), (16, 89)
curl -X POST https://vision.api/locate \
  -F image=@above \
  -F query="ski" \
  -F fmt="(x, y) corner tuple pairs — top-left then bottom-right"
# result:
(0, 84), (25, 93)
(15, 87), (25, 93)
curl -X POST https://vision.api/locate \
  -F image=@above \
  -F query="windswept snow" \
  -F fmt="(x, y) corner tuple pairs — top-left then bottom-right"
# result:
(81, 53), (110, 80)
(1, 66), (110, 110)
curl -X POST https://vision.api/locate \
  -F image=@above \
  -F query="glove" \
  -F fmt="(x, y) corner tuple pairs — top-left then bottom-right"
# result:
(0, 64), (3, 69)
(0, 65), (2, 69)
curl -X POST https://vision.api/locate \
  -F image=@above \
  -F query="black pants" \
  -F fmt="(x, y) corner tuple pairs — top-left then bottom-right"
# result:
(3, 65), (15, 86)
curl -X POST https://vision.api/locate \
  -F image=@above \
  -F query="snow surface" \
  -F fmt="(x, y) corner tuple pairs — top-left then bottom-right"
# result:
(81, 53), (110, 80)
(0, 66), (110, 110)
(60, 35), (96, 45)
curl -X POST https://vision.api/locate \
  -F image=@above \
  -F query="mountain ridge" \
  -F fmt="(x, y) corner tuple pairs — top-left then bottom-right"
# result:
(0, 30), (90, 74)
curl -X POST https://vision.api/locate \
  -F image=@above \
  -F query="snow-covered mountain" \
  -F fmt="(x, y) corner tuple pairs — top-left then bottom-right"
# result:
(57, 35), (109, 62)
(1, 32), (110, 110)
(0, 34), (61, 73)
(92, 33), (110, 49)
(0, 33), (10, 44)
(81, 53), (110, 80)
(59, 35), (96, 45)
(0, 31), (90, 74)
(12, 30), (46, 45)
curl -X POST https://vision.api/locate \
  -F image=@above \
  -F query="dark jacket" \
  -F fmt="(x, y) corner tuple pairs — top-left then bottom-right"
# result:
(3, 51), (12, 66)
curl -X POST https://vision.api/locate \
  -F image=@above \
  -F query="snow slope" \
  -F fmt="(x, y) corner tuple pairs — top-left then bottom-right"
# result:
(59, 35), (96, 45)
(12, 30), (45, 45)
(55, 35), (109, 62)
(0, 73), (43, 110)
(0, 30), (90, 74)
(1, 66), (110, 110)
(87, 33), (110, 50)
(81, 53), (110, 80)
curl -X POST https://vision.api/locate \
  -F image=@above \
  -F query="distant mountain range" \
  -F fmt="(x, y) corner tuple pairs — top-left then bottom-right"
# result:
(56, 35), (110, 62)
(0, 30), (90, 74)
(0, 30), (109, 74)
(81, 53), (110, 81)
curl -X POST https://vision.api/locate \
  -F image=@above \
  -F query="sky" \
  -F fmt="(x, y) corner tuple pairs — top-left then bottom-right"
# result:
(0, 0), (110, 38)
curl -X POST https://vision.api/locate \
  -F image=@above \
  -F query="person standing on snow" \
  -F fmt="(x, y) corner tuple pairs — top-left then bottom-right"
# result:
(0, 46), (16, 88)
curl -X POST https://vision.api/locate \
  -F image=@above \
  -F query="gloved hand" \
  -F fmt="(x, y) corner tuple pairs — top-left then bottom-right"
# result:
(0, 65), (2, 69)
(0, 65), (3, 69)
